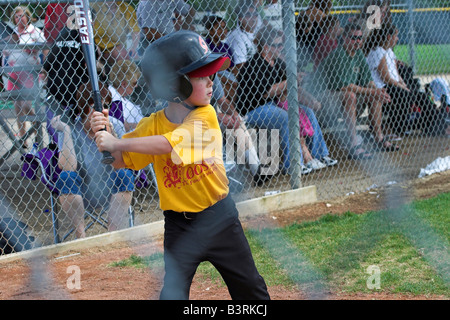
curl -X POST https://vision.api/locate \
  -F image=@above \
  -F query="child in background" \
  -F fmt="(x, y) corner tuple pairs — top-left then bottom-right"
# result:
(107, 60), (144, 132)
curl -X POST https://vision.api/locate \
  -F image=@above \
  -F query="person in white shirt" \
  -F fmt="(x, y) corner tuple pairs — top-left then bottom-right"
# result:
(366, 23), (413, 134)
(225, 2), (262, 73)
(4, 6), (46, 142)
(107, 60), (144, 132)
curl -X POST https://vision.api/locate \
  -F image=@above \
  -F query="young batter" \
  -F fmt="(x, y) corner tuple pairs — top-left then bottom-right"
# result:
(91, 30), (270, 300)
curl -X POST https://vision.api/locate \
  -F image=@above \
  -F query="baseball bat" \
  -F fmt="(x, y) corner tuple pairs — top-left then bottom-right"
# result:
(74, 0), (114, 165)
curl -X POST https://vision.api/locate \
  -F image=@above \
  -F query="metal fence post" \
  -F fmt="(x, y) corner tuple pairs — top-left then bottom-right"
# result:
(281, 0), (301, 189)
(408, 0), (416, 73)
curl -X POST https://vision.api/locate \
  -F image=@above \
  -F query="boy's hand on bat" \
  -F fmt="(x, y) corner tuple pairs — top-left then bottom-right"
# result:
(90, 109), (110, 134)
(94, 130), (119, 153)
(91, 109), (117, 153)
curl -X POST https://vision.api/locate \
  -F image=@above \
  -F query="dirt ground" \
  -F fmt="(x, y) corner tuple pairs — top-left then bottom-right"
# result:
(0, 170), (449, 300)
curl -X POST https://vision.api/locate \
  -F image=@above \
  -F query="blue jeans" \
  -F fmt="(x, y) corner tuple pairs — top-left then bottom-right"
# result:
(55, 169), (136, 208)
(245, 102), (291, 172)
(302, 106), (330, 160)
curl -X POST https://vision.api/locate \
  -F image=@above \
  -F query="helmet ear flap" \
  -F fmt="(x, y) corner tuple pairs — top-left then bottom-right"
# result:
(174, 75), (193, 102)
(155, 75), (192, 103)
(147, 74), (193, 102)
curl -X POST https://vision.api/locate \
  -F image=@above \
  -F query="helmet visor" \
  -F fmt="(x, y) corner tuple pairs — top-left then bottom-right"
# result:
(183, 55), (230, 78)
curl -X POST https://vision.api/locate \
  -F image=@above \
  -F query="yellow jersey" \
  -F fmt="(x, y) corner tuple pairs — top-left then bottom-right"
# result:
(122, 105), (229, 212)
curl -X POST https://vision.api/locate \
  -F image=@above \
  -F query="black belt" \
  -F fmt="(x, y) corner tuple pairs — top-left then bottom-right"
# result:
(164, 210), (200, 220)
(164, 195), (230, 220)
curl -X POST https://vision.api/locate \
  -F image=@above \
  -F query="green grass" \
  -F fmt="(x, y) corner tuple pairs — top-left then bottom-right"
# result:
(111, 192), (450, 297)
(394, 44), (450, 75)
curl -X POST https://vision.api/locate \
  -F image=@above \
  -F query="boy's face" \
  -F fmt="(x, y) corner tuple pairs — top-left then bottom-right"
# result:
(185, 76), (214, 106)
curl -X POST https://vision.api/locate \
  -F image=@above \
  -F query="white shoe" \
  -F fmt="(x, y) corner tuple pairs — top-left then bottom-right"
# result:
(305, 159), (326, 171)
(223, 161), (236, 172)
(321, 156), (338, 167)
(384, 134), (402, 142)
(301, 164), (313, 175)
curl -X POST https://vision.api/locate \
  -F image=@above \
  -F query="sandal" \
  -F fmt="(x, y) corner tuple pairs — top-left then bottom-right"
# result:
(348, 144), (373, 160)
(375, 137), (400, 152)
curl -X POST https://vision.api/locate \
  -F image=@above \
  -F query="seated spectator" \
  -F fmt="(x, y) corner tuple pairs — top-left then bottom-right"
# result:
(296, 0), (332, 70)
(49, 81), (134, 238)
(366, 24), (449, 137)
(236, 23), (337, 174)
(211, 74), (269, 185)
(92, 1), (140, 65)
(306, 0), (333, 28)
(4, 6), (46, 144)
(235, 24), (291, 174)
(225, 0), (265, 31)
(428, 79), (450, 136)
(136, 0), (195, 53)
(107, 59), (144, 132)
(429, 78), (450, 108)
(350, 0), (392, 56)
(42, 24), (92, 108)
(270, 23), (338, 171)
(202, 15), (238, 102)
(277, 91), (338, 171)
(366, 23), (414, 134)
(225, 1), (261, 74)
(302, 107), (338, 170)
(295, 12), (314, 70)
(313, 15), (342, 69)
(278, 69), (338, 170)
(311, 23), (398, 160)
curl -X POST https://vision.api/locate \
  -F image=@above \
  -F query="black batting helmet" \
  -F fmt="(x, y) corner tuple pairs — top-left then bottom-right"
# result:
(141, 30), (230, 103)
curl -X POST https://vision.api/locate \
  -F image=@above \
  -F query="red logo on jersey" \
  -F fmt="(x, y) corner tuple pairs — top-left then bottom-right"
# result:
(162, 158), (216, 189)
(163, 159), (183, 189)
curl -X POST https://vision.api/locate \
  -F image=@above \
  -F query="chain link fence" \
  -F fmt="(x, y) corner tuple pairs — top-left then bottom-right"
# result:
(0, 0), (449, 254)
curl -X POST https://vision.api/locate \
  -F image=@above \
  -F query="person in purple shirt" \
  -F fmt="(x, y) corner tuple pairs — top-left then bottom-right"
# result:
(202, 15), (238, 101)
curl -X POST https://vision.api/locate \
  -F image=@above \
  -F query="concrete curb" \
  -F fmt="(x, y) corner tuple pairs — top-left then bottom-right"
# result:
(0, 185), (316, 263)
